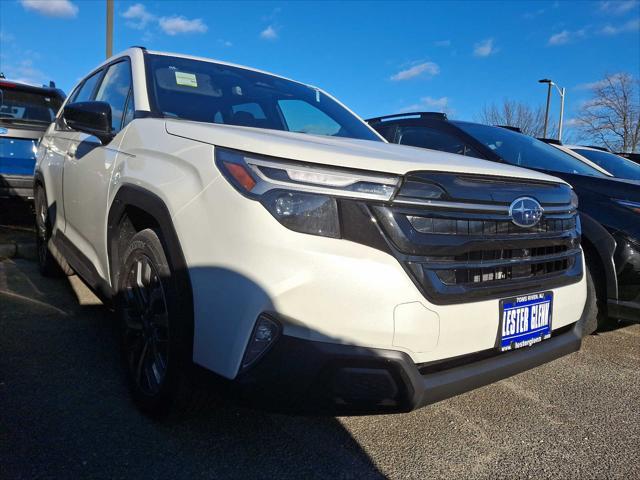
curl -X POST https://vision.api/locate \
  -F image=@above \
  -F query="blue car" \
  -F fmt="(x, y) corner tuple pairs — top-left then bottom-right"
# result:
(0, 78), (65, 198)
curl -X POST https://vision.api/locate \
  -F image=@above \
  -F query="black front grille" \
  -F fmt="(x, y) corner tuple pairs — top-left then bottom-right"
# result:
(365, 172), (583, 305)
(407, 215), (576, 236)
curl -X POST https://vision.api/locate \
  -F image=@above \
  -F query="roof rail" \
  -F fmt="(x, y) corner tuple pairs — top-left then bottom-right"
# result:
(129, 45), (147, 50)
(537, 138), (563, 145)
(366, 111), (447, 123)
(497, 125), (522, 133)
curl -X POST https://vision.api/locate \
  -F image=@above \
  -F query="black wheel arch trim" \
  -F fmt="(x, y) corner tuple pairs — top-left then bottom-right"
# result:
(579, 211), (618, 301)
(107, 184), (195, 359)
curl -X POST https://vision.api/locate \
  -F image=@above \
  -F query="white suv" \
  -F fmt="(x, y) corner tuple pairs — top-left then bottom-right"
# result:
(35, 48), (588, 416)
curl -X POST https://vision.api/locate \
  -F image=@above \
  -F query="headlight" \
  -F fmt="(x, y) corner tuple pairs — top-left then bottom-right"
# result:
(612, 199), (640, 214)
(216, 148), (400, 238)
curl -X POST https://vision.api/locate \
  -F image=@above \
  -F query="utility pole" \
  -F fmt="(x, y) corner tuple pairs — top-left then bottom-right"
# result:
(106, 0), (113, 59)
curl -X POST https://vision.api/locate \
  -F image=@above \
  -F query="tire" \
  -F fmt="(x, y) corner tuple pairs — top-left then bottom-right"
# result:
(117, 228), (199, 417)
(582, 260), (611, 335)
(34, 185), (73, 277)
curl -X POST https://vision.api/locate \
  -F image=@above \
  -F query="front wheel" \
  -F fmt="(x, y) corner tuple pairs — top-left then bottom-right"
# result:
(118, 228), (198, 417)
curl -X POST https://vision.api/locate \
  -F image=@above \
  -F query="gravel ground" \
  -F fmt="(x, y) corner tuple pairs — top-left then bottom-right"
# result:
(1, 258), (638, 480)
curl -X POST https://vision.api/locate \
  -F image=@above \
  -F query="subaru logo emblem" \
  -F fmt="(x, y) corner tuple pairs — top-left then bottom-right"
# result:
(0, 127), (7, 135)
(509, 197), (543, 228)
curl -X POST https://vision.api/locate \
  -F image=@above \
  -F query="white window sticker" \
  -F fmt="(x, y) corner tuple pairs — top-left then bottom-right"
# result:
(175, 71), (198, 87)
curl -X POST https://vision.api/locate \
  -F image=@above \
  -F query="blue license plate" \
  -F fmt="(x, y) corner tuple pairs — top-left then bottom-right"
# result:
(499, 292), (553, 352)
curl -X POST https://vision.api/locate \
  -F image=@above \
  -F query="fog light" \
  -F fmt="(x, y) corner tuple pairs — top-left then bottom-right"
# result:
(241, 315), (281, 370)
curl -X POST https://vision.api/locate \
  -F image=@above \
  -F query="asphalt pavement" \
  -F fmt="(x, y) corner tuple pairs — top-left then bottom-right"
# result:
(1, 257), (638, 480)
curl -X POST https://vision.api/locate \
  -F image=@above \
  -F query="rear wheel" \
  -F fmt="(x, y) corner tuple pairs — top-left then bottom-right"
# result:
(34, 186), (73, 277)
(118, 228), (199, 417)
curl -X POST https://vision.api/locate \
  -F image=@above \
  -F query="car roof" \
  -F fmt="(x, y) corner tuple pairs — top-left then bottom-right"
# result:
(0, 78), (65, 98)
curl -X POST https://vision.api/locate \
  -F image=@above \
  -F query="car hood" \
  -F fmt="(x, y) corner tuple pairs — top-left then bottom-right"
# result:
(165, 120), (567, 184)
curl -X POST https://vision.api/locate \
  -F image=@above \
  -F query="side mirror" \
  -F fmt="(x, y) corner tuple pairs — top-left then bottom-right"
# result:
(63, 101), (113, 144)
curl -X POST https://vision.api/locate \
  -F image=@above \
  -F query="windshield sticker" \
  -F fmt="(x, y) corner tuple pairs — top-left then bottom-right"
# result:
(175, 72), (198, 87)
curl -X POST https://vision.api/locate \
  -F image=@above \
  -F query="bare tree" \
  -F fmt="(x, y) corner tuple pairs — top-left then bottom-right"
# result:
(477, 99), (556, 137)
(576, 73), (640, 153)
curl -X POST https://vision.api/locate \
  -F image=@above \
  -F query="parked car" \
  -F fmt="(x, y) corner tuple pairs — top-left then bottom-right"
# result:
(36, 49), (588, 417)
(549, 143), (640, 181)
(367, 112), (639, 326)
(0, 77), (65, 198)
(617, 152), (640, 165)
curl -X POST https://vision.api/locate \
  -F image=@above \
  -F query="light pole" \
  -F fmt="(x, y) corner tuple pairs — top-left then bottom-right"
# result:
(538, 78), (566, 142)
(106, 0), (113, 59)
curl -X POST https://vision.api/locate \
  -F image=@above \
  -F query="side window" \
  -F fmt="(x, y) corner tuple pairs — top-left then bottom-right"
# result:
(278, 99), (341, 136)
(94, 60), (132, 133)
(72, 70), (103, 103)
(397, 126), (476, 157)
(372, 124), (396, 142)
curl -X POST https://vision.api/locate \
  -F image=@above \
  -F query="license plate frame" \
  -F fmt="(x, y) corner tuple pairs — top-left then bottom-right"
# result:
(499, 291), (553, 352)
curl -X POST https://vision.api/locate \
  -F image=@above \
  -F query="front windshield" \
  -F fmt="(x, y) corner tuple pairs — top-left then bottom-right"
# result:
(0, 86), (63, 127)
(146, 54), (381, 141)
(453, 121), (607, 177)
(572, 148), (640, 180)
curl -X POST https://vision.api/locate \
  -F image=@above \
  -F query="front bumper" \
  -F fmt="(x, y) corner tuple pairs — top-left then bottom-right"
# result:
(0, 174), (34, 199)
(232, 310), (586, 415)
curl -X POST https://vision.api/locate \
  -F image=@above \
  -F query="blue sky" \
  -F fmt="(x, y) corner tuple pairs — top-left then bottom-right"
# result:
(1, 0), (638, 129)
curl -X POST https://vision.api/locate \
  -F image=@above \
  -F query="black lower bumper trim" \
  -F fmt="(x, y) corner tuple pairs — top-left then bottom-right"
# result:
(233, 308), (587, 415)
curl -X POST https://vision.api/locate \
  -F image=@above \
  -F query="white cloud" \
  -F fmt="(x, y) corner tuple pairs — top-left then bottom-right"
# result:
(219, 39), (233, 47)
(548, 30), (571, 45)
(523, 9), (546, 19)
(20, 0), (78, 18)
(260, 25), (278, 40)
(121, 3), (156, 29)
(158, 16), (207, 35)
(390, 62), (440, 81)
(599, 0), (639, 14)
(548, 28), (587, 45)
(600, 18), (640, 34)
(400, 96), (450, 113)
(1, 58), (48, 86)
(0, 31), (15, 43)
(576, 78), (609, 90)
(434, 40), (451, 47)
(473, 38), (496, 57)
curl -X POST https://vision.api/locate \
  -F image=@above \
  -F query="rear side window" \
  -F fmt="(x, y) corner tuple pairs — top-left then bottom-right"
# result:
(72, 71), (103, 104)
(94, 60), (133, 132)
(0, 87), (63, 125)
(397, 126), (483, 158)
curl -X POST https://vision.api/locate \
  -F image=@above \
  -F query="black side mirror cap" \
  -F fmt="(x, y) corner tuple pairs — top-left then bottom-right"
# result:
(63, 101), (114, 144)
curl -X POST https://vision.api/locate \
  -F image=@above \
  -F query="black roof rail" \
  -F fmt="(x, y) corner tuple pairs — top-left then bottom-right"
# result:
(497, 125), (522, 133)
(130, 45), (147, 50)
(537, 138), (563, 145)
(366, 111), (448, 123)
